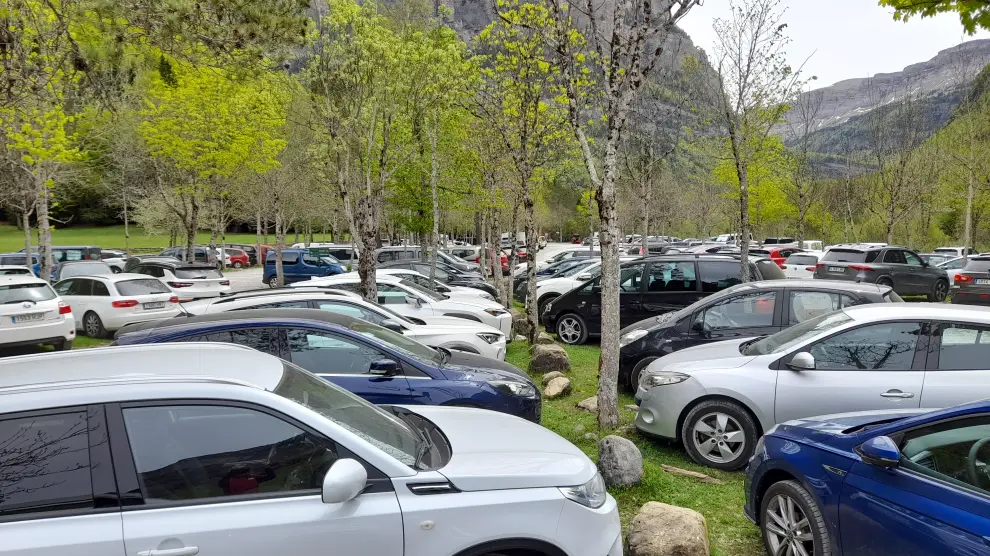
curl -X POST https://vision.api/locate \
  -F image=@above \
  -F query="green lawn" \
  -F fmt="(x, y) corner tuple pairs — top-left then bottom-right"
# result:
(506, 342), (763, 556)
(0, 224), (265, 253)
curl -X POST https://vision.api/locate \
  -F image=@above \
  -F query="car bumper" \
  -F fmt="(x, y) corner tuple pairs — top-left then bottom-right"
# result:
(556, 493), (622, 556)
(0, 316), (74, 347)
(951, 286), (990, 304)
(634, 377), (707, 439)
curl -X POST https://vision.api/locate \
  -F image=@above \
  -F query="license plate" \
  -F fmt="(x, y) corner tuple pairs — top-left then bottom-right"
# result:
(11, 312), (44, 324)
(977, 279), (990, 285)
(143, 302), (166, 309)
(828, 266), (844, 272)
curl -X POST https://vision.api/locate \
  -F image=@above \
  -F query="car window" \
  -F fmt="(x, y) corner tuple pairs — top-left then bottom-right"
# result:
(188, 328), (279, 354)
(92, 281), (110, 297)
(963, 259), (990, 272)
(122, 404), (338, 504)
(935, 324), (990, 370)
(0, 268), (31, 275)
(754, 260), (786, 280)
(941, 258), (965, 270)
(883, 250), (907, 264)
(698, 261), (743, 293)
(317, 301), (386, 325)
(398, 279), (444, 302)
(788, 291), (860, 325)
(744, 311), (854, 355)
(137, 265), (166, 278)
(900, 415), (990, 497)
(0, 410), (95, 516)
(785, 254), (819, 266)
(174, 268), (222, 279)
(348, 320), (442, 366)
(115, 279), (171, 296)
(302, 254), (324, 266)
(60, 262), (112, 279)
(237, 301), (311, 310)
(808, 322), (922, 370)
(54, 279), (74, 295)
(904, 251), (922, 266)
(694, 292), (776, 330)
(646, 262), (696, 293)
(286, 328), (387, 375)
(822, 250), (870, 263)
(68, 279), (93, 296)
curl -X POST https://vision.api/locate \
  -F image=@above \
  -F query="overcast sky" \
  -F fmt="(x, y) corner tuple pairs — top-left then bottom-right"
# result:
(678, 0), (990, 89)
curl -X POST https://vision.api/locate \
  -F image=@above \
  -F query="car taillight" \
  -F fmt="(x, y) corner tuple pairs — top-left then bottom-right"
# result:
(805, 266), (816, 272)
(168, 281), (194, 288)
(58, 302), (71, 314)
(169, 296), (180, 303)
(816, 263), (824, 269)
(220, 280), (230, 286)
(956, 274), (974, 284)
(112, 300), (139, 308)
(849, 265), (873, 271)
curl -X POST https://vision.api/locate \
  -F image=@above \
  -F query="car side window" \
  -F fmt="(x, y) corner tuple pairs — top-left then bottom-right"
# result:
(619, 263), (646, 293)
(935, 324), (990, 370)
(282, 253), (300, 265)
(141, 265), (165, 278)
(317, 301), (386, 325)
(698, 261), (743, 293)
(807, 322), (922, 370)
(900, 415), (990, 496)
(237, 301), (310, 310)
(377, 284), (410, 305)
(883, 250), (906, 264)
(864, 251), (881, 263)
(187, 328), (279, 355)
(54, 279), (74, 295)
(121, 404), (338, 504)
(302, 254), (323, 267)
(286, 328), (387, 375)
(68, 279), (92, 296)
(904, 251), (922, 266)
(694, 292), (776, 330)
(945, 259), (965, 270)
(788, 291), (860, 325)
(646, 262), (697, 293)
(92, 281), (110, 297)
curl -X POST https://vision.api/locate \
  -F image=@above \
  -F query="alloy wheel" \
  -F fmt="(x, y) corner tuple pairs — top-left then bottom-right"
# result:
(84, 314), (101, 337)
(557, 316), (582, 344)
(691, 412), (746, 464)
(934, 281), (947, 302)
(764, 494), (815, 556)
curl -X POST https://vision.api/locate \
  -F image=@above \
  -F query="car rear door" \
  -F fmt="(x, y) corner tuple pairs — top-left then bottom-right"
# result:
(921, 322), (990, 408)
(641, 260), (701, 320)
(774, 321), (927, 424)
(62, 278), (94, 329)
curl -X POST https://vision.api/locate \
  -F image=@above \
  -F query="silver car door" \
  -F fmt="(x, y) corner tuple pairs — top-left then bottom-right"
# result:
(921, 322), (990, 408)
(775, 321), (925, 424)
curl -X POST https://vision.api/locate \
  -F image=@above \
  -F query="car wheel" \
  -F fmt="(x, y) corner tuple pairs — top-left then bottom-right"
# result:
(628, 356), (658, 391)
(760, 480), (832, 556)
(929, 279), (948, 302)
(876, 277), (893, 288)
(83, 312), (106, 339)
(268, 276), (279, 289)
(53, 340), (73, 351)
(234, 261), (243, 268)
(537, 294), (558, 316)
(681, 399), (758, 470)
(556, 313), (588, 345)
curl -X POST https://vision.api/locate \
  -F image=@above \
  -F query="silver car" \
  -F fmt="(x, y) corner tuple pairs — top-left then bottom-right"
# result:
(635, 303), (990, 470)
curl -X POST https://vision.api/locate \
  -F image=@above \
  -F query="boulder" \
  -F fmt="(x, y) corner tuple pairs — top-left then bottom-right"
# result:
(598, 435), (643, 487)
(574, 424), (586, 434)
(542, 371), (566, 385)
(627, 502), (710, 556)
(529, 344), (571, 374)
(543, 376), (572, 399)
(511, 309), (531, 338)
(576, 396), (598, 413)
(583, 432), (599, 441)
(536, 331), (555, 345)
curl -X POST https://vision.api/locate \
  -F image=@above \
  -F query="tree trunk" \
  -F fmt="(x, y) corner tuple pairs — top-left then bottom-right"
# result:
(36, 184), (53, 283)
(185, 196), (200, 263)
(641, 180), (650, 256)
(21, 209), (32, 267)
(489, 207), (506, 306)
(256, 210), (263, 267)
(506, 204), (520, 305)
(965, 168), (975, 263)
(123, 191), (130, 256)
(429, 118), (441, 290)
(274, 206), (285, 288)
(796, 187), (806, 248)
(523, 173), (539, 344)
(208, 224), (220, 269)
(738, 163), (752, 282)
(886, 196), (896, 245)
(596, 155), (622, 431)
(262, 216), (269, 245)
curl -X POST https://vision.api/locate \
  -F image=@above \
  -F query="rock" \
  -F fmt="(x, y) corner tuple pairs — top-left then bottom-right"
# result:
(574, 424), (586, 434)
(511, 309), (531, 338)
(514, 334), (526, 342)
(660, 465), (724, 485)
(529, 344), (571, 373)
(576, 396), (598, 413)
(583, 432), (599, 441)
(625, 404), (640, 412)
(536, 331), (555, 345)
(627, 502), (710, 556)
(543, 376), (572, 399)
(617, 423), (639, 436)
(542, 371), (566, 385)
(598, 435), (643, 487)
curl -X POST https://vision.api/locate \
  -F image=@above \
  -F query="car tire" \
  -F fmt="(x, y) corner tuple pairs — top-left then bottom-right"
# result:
(82, 312), (106, 339)
(929, 279), (948, 302)
(234, 261), (243, 268)
(537, 294), (558, 316)
(681, 399), (758, 471)
(53, 340), (73, 351)
(556, 313), (589, 345)
(760, 480), (832, 556)
(628, 356), (659, 391)
(876, 277), (893, 288)
(268, 276), (279, 289)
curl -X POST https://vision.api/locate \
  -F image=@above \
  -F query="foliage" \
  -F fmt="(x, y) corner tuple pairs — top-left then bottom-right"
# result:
(881, 0), (990, 34)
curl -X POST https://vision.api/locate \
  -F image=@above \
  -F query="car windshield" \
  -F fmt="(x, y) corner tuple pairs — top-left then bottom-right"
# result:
(561, 260), (599, 277)
(60, 262), (112, 278)
(784, 254), (819, 265)
(174, 267), (222, 279)
(116, 279), (171, 295)
(743, 311), (853, 355)
(273, 362), (421, 467)
(399, 279), (445, 301)
(349, 320), (444, 366)
(0, 282), (56, 304)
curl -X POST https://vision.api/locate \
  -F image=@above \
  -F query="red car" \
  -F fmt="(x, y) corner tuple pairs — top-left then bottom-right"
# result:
(751, 246), (802, 268)
(225, 248), (250, 268)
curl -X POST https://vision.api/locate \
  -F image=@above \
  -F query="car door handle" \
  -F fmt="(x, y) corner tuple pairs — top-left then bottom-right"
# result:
(880, 390), (915, 399)
(137, 547), (199, 556)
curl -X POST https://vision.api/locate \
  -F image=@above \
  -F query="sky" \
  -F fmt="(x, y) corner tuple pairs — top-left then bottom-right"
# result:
(678, 0), (990, 89)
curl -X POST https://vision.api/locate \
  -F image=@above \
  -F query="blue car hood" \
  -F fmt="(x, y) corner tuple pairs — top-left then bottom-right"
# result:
(779, 408), (933, 436)
(440, 350), (531, 383)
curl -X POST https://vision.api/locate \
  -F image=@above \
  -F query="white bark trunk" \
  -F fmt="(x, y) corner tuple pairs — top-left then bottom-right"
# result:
(36, 181), (53, 283)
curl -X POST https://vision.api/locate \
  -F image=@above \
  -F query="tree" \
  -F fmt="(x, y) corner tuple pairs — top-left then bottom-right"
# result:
(880, 0), (990, 35)
(786, 88), (826, 246)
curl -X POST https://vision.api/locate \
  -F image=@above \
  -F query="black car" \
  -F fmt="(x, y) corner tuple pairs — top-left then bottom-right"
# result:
(617, 280), (902, 390)
(374, 246), (480, 273)
(542, 254), (786, 345)
(122, 255), (180, 273)
(378, 260), (497, 297)
(227, 243), (261, 266)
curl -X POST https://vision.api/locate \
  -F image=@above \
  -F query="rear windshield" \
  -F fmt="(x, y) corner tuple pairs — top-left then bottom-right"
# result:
(116, 279), (171, 295)
(821, 249), (879, 263)
(934, 248), (959, 254)
(174, 267), (223, 279)
(963, 259), (990, 272)
(60, 262), (112, 278)
(785, 254), (819, 265)
(0, 283), (56, 304)
(755, 259), (786, 280)
(0, 268), (31, 275)
(1, 255), (36, 265)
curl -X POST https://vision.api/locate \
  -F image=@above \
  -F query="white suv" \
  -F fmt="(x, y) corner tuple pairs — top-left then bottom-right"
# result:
(0, 344), (621, 556)
(0, 275), (75, 350)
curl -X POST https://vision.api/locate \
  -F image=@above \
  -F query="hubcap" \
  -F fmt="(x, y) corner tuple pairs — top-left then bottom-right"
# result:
(558, 317), (582, 343)
(85, 316), (99, 336)
(935, 282), (947, 301)
(692, 412), (746, 464)
(764, 494), (814, 556)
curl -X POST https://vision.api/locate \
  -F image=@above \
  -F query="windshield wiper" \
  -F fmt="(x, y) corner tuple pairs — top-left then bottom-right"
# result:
(739, 335), (767, 355)
(1, 299), (36, 305)
(434, 346), (451, 365)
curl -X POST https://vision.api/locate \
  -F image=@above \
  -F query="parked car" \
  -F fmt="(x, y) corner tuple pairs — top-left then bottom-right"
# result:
(543, 254), (786, 345)
(530, 257), (642, 317)
(0, 275), (74, 350)
(115, 310), (534, 418)
(299, 274), (513, 338)
(761, 237), (795, 245)
(129, 259), (231, 300)
(443, 245), (482, 263)
(618, 280), (900, 391)
(933, 246), (977, 257)
(939, 254), (972, 286)
(0, 265), (32, 275)
(180, 290), (508, 360)
(51, 260), (114, 282)
(225, 247), (250, 268)
(813, 245), (949, 301)
(0, 344), (620, 556)
(122, 255), (180, 273)
(514, 258), (600, 301)
(781, 251), (824, 279)
(227, 242), (267, 265)
(263, 249), (346, 288)
(919, 252), (955, 266)
(0, 252), (40, 276)
(101, 249), (127, 272)
(745, 400), (990, 556)
(948, 255), (990, 305)
(20, 245), (101, 262)
(750, 246), (803, 268)
(160, 245), (219, 266)
(379, 260), (497, 297)
(375, 246), (481, 274)
(636, 303), (990, 470)
(53, 273), (180, 337)
(375, 268), (496, 302)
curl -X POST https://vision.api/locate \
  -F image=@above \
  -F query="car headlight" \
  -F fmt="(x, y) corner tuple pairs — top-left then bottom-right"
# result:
(476, 332), (503, 344)
(481, 293), (495, 301)
(489, 380), (537, 398)
(485, 308), (508, 317)
(559, 472), (607, 509)
(620, 329), (649, 347)
(640, 371), (690, 390)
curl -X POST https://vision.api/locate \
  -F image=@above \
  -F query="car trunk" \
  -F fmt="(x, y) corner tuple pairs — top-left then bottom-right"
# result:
(953, 258), (990, 302)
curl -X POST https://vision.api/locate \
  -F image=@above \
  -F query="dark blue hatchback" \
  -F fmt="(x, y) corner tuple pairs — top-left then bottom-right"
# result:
(745, 401), (990, 556)
(113, 309), (540, 422)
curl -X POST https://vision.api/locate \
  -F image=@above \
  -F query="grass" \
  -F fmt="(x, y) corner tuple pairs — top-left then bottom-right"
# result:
(0, 224), (267, 253)
(506, 342), (763, 556)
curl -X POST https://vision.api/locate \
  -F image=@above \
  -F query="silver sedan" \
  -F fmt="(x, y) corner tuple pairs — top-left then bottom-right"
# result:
(635, 303), (990, 470)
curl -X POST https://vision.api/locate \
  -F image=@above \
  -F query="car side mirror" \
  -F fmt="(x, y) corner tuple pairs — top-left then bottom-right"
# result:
(405, 295), (422, 308)
(369, 359), (400, 377)
(577, 273), (592, 280)
(381, 320), (404, 334)
(321, 459), (368, 504)
(692, 320), (705, 333)
(787, 351), (816, 371)
(856, 436), (900, 469)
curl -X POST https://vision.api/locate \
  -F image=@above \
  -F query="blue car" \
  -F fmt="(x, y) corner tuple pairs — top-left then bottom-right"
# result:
(745, 401), (990, 556)
(0, 253), (40, 276)
(113, 308), (540, 421)
(263, 248), (345, 288)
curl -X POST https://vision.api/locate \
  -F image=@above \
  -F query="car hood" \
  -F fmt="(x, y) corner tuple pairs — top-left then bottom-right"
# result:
(441, 349), (529, 380)
(435, 298), (502, 312)
(408, 406), (595, 491)
(649, 338), (754, 373)
(416, 315), (502, 332)
(777, 408), (932, 436)
(620, 311), (680, 336)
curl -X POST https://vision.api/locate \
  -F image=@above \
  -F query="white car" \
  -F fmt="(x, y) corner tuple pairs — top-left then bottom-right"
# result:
(373, 268), (496, 302)
(53, 273), (181, 337)
(298, 274), (513, 338)
(934, 246), (978, 258)
(0, 265), (33, 276)
(182, 289), (508, 359)
(781, 251), (824, 279)
(533, 257), (638, 315)
(129, 259), (232, 300)
(0, 344), (622, 556)
(0, 275), (75, 350)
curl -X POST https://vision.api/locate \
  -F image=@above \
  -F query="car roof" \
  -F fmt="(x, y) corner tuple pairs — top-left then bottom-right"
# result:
(56, 260), (109, 265)
(0, 275), (48, 286)
(843, 302), (990, 322)
(745, 279), (888, 294)
(182, 288), (358, 309)
(0, 344), (284, 393)
(641, 253), (773, 263)
(116, 308), (363, 337)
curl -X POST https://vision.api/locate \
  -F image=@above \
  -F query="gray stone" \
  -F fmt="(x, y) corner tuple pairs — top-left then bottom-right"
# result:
(529, 344), (570, 374)
(576, 396), (598, 413)
(514, 334), (526, 342)
(543, 376), (572, 399)
(598, 435), (643, 487)
(625, 404), (640, 412)
(542, 371), (566, 385)
(627, 502), (710, 556)
(583, 432), (599, 441)
(511, 308), (531, 338)
(574, 424), (586, 434)
(536, 331), (555, 345)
